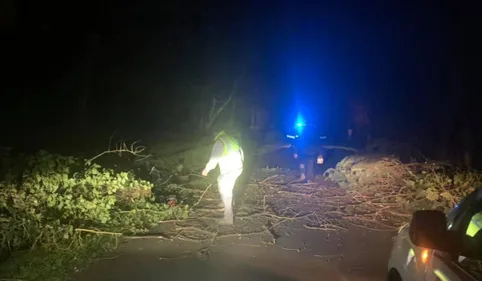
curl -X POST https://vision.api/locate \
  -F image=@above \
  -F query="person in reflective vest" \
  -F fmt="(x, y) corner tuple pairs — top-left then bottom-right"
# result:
(202, 131), (244, 225)
(467, 211), (482, 237)
(458, 211), (482, 263)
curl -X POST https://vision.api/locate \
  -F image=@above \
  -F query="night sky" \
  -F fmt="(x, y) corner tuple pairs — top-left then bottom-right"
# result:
(1, 1), (481, 161)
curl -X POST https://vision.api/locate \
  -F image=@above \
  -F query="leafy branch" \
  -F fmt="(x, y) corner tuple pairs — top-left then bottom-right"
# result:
(0, 148), (190, 281)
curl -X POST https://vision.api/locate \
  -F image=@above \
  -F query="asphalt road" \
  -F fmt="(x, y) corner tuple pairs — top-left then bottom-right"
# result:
(73, 149), (395, 281)
(74, 230), (392, 281)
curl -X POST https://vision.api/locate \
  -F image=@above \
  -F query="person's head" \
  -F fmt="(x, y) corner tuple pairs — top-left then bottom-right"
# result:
(213, 130), (227, 140)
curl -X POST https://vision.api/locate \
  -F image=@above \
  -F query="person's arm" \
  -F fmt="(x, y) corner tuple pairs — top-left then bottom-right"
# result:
(203, 141), (224, 174)
(239, 147), (244, 163)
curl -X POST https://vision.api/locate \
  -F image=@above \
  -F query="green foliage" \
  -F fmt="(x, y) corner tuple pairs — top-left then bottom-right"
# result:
(0, 150), (191, 280)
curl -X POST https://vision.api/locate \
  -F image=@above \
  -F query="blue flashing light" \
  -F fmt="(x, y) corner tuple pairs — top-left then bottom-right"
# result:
(294, 114), (306, 134)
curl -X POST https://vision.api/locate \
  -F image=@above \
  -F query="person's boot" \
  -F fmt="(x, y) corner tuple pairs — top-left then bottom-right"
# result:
(219, 216), (234, 225)
(218, 209), (234, 225)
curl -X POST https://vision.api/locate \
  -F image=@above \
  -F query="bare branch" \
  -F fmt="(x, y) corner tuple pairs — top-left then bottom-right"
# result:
(192, 184), (212, 209)
(87, 139), (151, 163)
(205, 95), (233, 129)
(321, 145), (360, 152)
(205, 78), (242, 129)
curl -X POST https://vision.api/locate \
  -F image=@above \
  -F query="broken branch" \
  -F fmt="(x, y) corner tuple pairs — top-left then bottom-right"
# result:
(87, 139), (151, 163)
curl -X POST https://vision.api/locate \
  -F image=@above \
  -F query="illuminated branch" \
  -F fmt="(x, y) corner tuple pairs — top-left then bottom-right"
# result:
(87, 138), (151, 163)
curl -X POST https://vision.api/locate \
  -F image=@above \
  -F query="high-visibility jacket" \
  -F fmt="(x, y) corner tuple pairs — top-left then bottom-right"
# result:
(467, 212), (482, 237)
(204, 132), (244, 175)
(216, 134), (241, 157)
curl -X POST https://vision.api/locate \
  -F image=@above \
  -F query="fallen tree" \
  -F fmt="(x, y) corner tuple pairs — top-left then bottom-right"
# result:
(0, 142), (195, 281)
(324, 153), (481, 216)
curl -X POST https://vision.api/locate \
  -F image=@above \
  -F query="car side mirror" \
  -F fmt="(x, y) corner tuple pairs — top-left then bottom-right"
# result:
(409, 210), (457, 253)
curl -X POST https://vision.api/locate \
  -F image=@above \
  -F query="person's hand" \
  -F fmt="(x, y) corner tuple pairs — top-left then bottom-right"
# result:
(201, 169), (209, 176)
(293, 154), (298, 159)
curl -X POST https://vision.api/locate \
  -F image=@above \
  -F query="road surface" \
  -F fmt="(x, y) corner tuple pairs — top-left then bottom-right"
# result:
(73, 150), (395, 281)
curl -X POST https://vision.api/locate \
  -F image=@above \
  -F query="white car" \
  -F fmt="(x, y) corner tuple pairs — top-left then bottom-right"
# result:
(387, 188), (482, 281)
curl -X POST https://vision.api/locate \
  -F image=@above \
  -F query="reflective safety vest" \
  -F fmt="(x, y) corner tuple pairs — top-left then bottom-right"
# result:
(434, 269), (450, 281)
(466, 212), (482, 237)
(216, 134), (240, 156)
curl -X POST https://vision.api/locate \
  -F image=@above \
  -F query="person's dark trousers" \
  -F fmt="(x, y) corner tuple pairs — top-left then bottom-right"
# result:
(299, 155), (316, 181)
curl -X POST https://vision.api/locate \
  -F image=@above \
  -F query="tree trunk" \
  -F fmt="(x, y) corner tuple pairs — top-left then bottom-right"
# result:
(250, 107), (256, 129)
(0, 0), (16, 30)
(229, 99), (236, 126)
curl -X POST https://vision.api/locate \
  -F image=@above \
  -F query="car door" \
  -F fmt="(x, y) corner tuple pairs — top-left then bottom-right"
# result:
(424, 188), (482, 281)
(394, 226), (424, 281)
(424, 253), (466, 281)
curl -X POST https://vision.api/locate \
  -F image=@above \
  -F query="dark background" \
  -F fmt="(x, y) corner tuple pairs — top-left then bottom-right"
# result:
(1, 1), (481, 166)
